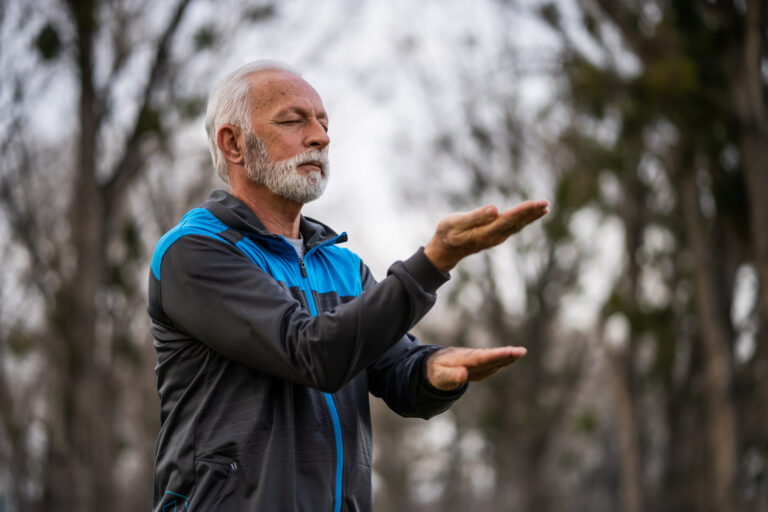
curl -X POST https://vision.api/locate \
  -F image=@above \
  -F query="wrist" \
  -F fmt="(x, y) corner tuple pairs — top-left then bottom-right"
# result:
(401, 248), (451, 293)
(423, 242), (457, 273)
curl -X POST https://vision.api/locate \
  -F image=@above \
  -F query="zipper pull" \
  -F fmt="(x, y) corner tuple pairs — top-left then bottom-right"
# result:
(230, 461), (238, 471)
(299, 258), (307, 278)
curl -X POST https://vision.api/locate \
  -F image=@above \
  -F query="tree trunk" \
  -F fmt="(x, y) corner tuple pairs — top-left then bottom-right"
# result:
(733, 0), (768, 328)
(43, 1), (117, 508)
(607, 347), (644, 512)
(680, 170), (738, 512)
(606, 168), (646, 512)
(732, 3), (768, 462)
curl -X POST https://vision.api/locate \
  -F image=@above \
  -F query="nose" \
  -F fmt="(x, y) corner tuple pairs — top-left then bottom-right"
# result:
(305, 119), (330, 150)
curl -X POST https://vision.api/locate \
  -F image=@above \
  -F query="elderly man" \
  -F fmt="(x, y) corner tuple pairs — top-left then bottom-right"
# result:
(148, 60), (549, 511)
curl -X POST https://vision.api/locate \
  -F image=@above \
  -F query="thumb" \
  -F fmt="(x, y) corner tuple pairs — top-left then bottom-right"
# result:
(432, 366), (468, 391)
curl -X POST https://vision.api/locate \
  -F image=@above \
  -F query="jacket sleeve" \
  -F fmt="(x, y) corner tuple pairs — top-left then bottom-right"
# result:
(363, 259), (468, 419)
(157, 234), (445, 393)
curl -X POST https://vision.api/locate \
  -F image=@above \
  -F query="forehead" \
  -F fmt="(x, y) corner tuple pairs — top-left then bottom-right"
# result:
(247, 70), (325, 116)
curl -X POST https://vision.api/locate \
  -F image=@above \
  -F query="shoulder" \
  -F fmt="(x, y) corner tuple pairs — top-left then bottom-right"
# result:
(150, 208), (238, 280)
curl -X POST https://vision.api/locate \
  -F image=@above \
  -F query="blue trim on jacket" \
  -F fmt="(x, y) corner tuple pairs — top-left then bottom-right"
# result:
(151, 208), (362, 298)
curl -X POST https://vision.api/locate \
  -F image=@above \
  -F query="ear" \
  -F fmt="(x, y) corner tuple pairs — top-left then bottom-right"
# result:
(217, 124), (245, 165)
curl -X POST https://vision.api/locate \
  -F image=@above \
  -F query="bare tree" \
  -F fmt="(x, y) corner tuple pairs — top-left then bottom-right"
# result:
(0, 1), (275, 509)
(543, 0), (767, 509)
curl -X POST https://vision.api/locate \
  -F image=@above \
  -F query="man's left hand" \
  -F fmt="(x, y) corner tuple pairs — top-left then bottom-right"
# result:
(426, 346), (527, 391)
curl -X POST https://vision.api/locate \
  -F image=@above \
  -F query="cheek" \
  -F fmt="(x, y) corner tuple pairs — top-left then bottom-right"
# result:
(263, 134), (304, 160)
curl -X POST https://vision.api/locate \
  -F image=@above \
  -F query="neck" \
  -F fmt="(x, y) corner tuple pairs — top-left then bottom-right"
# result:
(230, 176), (303, 238)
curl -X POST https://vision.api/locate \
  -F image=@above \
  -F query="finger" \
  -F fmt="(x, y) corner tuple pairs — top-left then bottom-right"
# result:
(439, 346), (526, 367)
(476, 346), (526, 363)
(476, 201), (549, 240)
(467, 365), (505, 381)
(496, 201), (549, 230)
(449, 205), (499, 230)
(465, 351), (527, 381)
(465, 355), (522, 373)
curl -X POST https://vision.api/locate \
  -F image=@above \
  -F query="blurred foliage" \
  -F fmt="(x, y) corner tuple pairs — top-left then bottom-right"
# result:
(1, 0), (766, 511)
(0, 0), (276, 510)
(544, 0), (767, 510)
(33, 23), (61, 61)
(377, 1), (767, 511)
(193, 24), (218, 50)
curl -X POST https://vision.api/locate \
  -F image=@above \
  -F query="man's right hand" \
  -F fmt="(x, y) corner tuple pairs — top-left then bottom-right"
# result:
(423, 200), (550, 273)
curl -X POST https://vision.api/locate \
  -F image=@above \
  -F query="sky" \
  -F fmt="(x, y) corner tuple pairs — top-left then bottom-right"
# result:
(219, 0), (624, 328)
(196, 0), (566, 272)
(122, 0), (627, 334)
(10, 0), (626, 332)
(2, 2), (763, 506)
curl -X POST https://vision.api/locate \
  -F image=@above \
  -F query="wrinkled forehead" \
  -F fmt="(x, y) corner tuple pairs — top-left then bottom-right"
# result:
(247, 70), (325, 115)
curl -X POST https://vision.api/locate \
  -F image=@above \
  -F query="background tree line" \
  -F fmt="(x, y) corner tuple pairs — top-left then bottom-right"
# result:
(0, 0), (765, 511)
(372, 1), (768, 511)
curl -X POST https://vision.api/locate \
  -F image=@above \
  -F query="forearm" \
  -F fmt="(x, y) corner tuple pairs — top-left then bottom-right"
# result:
(368, 339), (467, 419)
(160, 238), (447, 392)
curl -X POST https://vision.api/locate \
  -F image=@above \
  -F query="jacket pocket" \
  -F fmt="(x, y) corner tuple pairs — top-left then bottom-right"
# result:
(192, 458), (242, 510)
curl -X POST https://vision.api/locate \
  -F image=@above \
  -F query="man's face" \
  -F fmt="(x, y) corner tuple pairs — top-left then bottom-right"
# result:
(244, 70), (331, 203)
(243, 132), (329, 204)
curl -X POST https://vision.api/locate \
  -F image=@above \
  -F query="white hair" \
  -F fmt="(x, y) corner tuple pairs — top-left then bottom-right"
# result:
(205, 60), (301, 183)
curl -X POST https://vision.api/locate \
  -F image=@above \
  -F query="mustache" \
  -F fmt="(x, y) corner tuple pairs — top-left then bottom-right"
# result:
(281, 149), (329, 173)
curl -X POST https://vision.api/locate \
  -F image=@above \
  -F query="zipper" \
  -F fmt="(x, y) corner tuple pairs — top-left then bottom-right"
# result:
(298, 250), (343, 511)
(243, 232), (348, 510)
(299, 258), (307, 278)
(304, 233), (346, 259)
(324, 393), (344, 512)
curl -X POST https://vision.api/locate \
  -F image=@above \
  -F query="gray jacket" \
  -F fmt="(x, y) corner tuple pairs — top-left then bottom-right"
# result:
(148, 191), (465, 511)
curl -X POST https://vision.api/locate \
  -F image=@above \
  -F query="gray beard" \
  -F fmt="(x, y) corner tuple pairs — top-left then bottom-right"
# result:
(244, 133), (329, 204)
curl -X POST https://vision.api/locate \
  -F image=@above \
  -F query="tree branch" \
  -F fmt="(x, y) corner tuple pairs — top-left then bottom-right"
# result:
(103, 0), (194, 205)
(0, 83), (56, 302)
(587, 0), (651, 59)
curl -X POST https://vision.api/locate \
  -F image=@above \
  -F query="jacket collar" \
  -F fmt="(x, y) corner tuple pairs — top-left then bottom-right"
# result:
(202, 190), (346, 250)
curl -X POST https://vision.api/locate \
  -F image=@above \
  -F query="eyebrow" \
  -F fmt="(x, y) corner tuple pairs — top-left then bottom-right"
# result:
(274, 106), (328, 121)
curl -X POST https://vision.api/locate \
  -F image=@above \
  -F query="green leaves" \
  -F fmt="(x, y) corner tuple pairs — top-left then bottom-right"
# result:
(135, 105), (163, 137)
(244, 5), (276, 22)
(175, 95), (206, 120)
(6, 326), (36, 357)
(34, 23), (61, 61)
(539, 2), (561, 30)
(193, 24), (217, 51)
